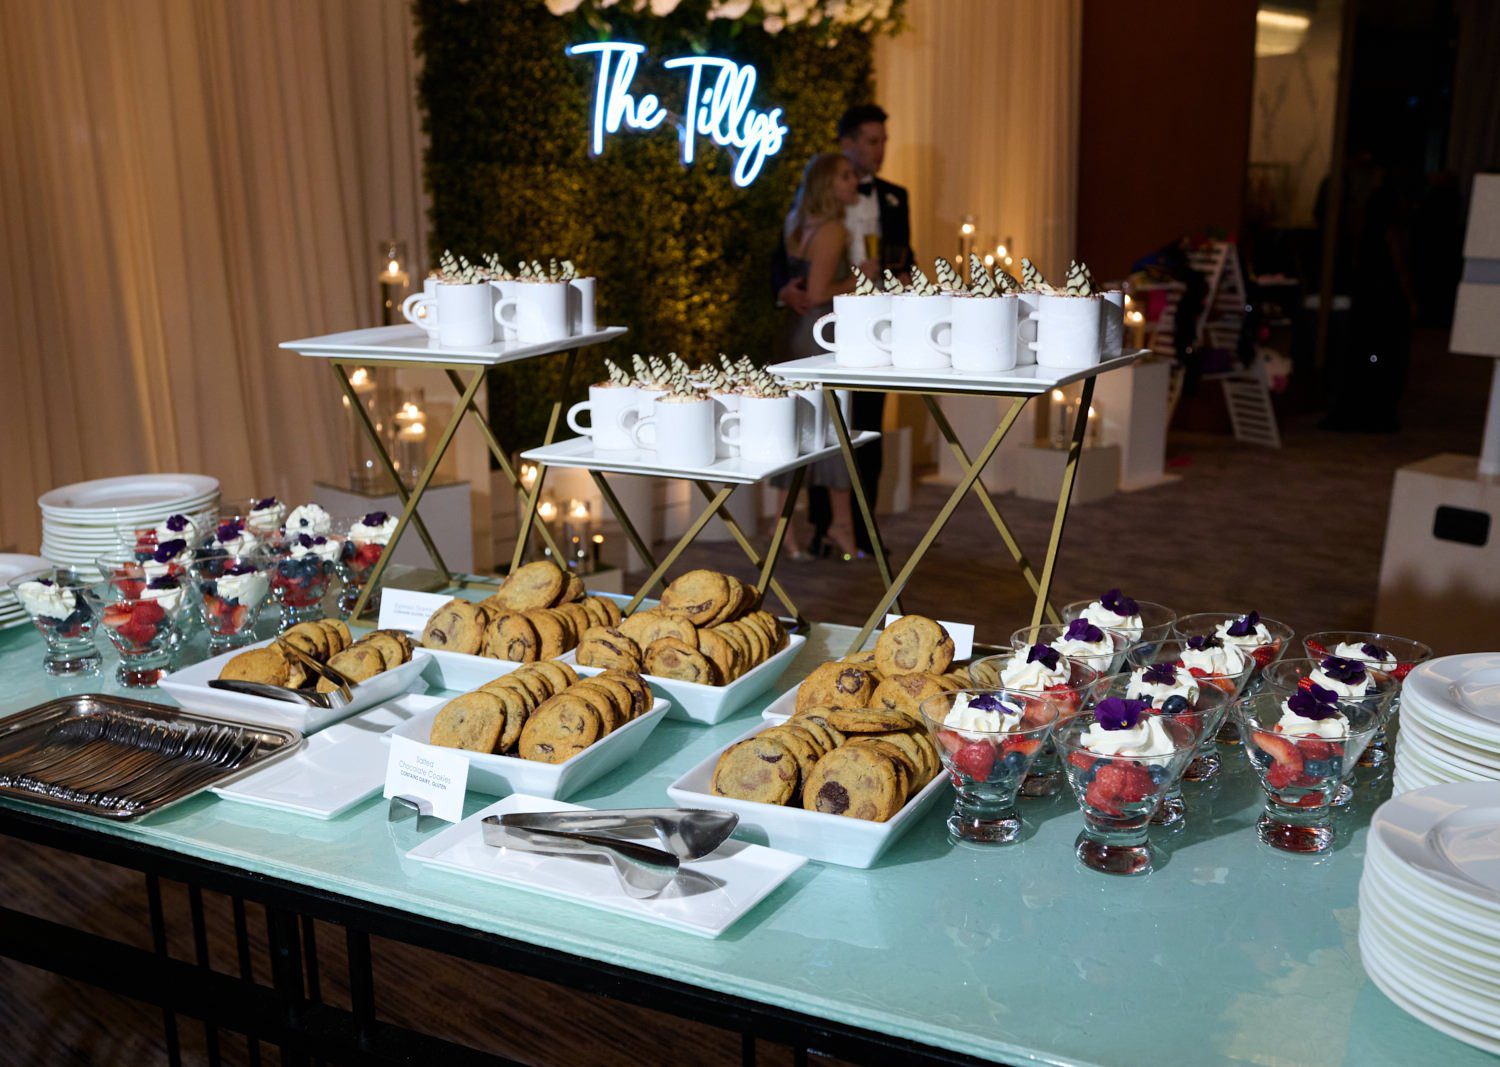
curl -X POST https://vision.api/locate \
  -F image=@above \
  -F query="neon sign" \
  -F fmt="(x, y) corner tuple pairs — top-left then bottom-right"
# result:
(567, 42), (788, 187)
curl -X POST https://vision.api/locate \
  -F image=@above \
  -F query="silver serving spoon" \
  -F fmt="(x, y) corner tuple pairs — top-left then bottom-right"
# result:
(207, 679), (341, 709)
(480, 816), (680, 899)
(496, 807), (738, 861)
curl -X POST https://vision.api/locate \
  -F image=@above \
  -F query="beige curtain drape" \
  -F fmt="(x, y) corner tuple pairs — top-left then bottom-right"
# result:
(876, 0), (1081, 280)
(0, 0), (425, 554)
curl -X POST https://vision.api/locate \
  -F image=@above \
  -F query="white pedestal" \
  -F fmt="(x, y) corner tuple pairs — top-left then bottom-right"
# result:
(1089, 357), (1178, 491)
(1375, 453), (1500, 654)
(313, 480), (473, 572)
(931, 395), (1036, 493)
(1012, 445), (1120, 505)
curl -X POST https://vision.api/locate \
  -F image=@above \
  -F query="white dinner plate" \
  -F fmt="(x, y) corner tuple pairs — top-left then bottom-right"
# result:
(667, 716), (948, 868)
(0, 554), (51, 586)
(1398, 711), (1500, 767)
(1362, 856), (1500, 953)
(1361, 870), (1500, 980)
(404, 793), (806, 938)
(1403, 692), (1500, 755)
(160, 638), (434, 734)
(1371, 780), (1500, 909)
(211, 697), (429, 818)
(38, 474), (220, 516)
(1360, 938), (1500, 1057)
(41, 495), (218, 527)
(383, 691), (670, 800)
(1363, 921), (1500, 1024)
(1403, 654), (1500, 741)
(1394, 741), (1471, 788)
(1396, 720), (1500, 779)
(1361, 926), (1500, 1043)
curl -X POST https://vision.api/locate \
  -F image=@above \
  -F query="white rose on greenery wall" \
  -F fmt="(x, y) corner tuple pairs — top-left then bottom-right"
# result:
(649, 0), (682, 13)
(545, 0), (586, 13)
(708, 0), (754, 19)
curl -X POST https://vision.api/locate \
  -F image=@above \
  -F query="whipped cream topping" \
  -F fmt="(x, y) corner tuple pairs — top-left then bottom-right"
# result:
(285, 503), (333, 536)
(288, 533), (341, 562)
(999, 645), (1070, 691)
(214, 566), (268, 605)
(1126, 663), (1200, 706)
(141, 576), (184, 613)
(1276, 701), (1350, 739)
(1309, 657), (1371, 697)
(1051, 618), (1114, 660)
(153, 513), (198, 547)
(1335, 640), (1397, 667)
(1216, 612), (1272, 650)
(1179, 637), (1247, 679)
(1081, 709), (1176, 763)
(211, 521), (258, 556)
(247, 497), (283, 532)
(943, 692), (1026, 739)
(1081, 602), (1141, 632)
(349, 511), (398, 545)
(17, 579), (76, 620)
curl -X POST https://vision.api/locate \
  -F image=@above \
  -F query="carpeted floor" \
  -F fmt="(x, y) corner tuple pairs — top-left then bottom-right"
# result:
(0, 330), (1489, 1065)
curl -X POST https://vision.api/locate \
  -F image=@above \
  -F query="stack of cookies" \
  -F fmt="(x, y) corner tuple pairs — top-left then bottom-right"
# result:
(429, 660), (652, 764)
(710, 616), (965, 821)
(577, 569), (786, 686)
(218, 621), (413, 692)
(419, 560), (623, 662)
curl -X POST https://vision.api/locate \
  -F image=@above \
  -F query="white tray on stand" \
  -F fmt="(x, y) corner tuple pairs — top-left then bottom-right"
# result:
(279, 324), (628, 366)
(520, 431), (879, 485)
(769, 350), (1141, 394)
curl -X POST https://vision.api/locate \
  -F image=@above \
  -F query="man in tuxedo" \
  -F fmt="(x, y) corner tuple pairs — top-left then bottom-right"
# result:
(775, 104), (911, 555)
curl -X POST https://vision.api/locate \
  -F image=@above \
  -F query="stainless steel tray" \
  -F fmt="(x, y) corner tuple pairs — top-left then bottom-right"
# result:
(0, 694), (304, 820)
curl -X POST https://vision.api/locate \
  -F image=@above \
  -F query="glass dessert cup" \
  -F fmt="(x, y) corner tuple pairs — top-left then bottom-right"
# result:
(267, 534), (342, 627)
(243, 496), (287, 537)
(337, 536), (386, 617)
(7, 568), (101, 676)
(88, 559), (191, 688)
(1061, 598), (1178, 657)
(1056, 714), (1197, 876)
(1009, 622), (1131, 678)
(967, 657), (1106, 798)
(919, 689), (1059, 845)
(1302, 631), (1431, 769)
(1262, 657), (1397, 807)
(1172, 611), (1295, 743)
(1143, 688), (1229, 825)
(1125, 640), (1251, 784)
(188, 554), (271, 653)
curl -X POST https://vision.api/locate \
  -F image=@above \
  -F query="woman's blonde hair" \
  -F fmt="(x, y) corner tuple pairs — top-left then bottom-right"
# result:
(785, 152), (849, 246)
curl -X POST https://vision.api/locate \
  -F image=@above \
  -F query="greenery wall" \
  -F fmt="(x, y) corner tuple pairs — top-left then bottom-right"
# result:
(415, 0), (879, 449)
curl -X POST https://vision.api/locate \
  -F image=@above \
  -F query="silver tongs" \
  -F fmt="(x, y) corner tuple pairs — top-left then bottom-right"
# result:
(205, 638), (354, 709)
(497, 807), (738, 860)
(481, 818), (681, 898)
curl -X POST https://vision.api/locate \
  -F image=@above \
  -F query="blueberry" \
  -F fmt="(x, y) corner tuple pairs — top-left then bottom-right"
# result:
(1253, 749), (1273, 768)
(1003, 751), (1026, 774)
(1306, 759), (1329, 777)
(1082, 766), (1098, 785)
(1328, 756), (1343, 776)
(1148, 765), (1165, 784)
(1161, 695), (1189, 715)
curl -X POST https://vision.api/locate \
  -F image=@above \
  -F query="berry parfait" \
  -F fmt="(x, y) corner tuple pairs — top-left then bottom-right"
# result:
(1117, 659), (1231, 826)
(118, 513), (200, 565)
(7, 567), (100, 675)
(968, 644), (1105, 797)
(188, 554), (271, 653)
(1124, 639), (1252, 782)
(1172, 611), (1295, 742)
(1061, 588), (1178, 657)
(243, 496), (287, 537)
(1268, 655), (1397, 807)
(267, 531), (343, 626)
(1056, 697), (1197, 876)
(918, 688), (1058, 845)
(199, 516), (261, 560)
(1233, 659), (1396, 853)
(90, 552), (192, 687)
(337, 511), (397, 616)
(1010, 618), (1132, 677)
(1301, 631), (1431, 768)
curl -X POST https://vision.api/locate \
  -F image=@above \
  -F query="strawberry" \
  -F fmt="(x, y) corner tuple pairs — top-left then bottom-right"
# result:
(132, 601), (164, 625)
(1086, 761), (1155, 815)
(1305, 639), (1330, 659)
(1299, 739), (1336, 760)
(1295, 793), (1324, 808)
(1248, 641), (1280, 668)
(1068, 751), (1097, 771)
(1001, 736), (1041, 757)
(1255, 730), (1304, 788)
(953, 742), (995, 781)
(354, 542), (383, 569)
(936, 729), (964, 755)
(117, 616), (157, 647)
(102, 604), (133, 629)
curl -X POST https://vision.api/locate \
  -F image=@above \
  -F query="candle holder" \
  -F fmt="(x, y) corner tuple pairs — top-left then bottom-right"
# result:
(392, 390), (428, 490)
(343, 367), (385, 493)
(378, 238), (410, 326)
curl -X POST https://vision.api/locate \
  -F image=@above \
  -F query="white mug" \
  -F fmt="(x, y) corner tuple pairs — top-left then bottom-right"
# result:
(792, 387), (827, 453)
(410, 282), (494, 348)
(568, 277), (596, 336)
(490, 278), (520, 342)
(402, 276), (441, 337)
(812, 293), (893, 367)
(711, 390), (740, 459)
(621, 385), (668, 450)
(870, 293), (953, 369)
(1027, 294), (1103, 371)
(567, 383), (638, 452)
(719, 394), (799, 464)
(1016, 291), (1043, 365)
(929, 296), (1018, 375)
(495, 281), (570, 344)
(630, 396), (719, 469)
(1100, 290), (1125, 358)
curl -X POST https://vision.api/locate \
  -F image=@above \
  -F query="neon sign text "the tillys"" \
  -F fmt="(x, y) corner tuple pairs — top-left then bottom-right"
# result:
(567, 42), (788, 187)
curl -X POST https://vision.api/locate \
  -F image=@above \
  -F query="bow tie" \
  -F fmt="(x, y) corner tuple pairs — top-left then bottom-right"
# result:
(857, 180), (874, 196)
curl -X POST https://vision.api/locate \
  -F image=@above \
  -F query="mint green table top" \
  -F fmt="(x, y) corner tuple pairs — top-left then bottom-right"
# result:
(0, 619), (1486, 1067)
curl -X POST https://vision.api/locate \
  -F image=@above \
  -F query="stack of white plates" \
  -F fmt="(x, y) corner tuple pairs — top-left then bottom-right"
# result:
(1393, 653), (1500, 795)
(0, 554), (49, 630)
(38, 474), (220, 571)
(1360, 780), (1500, 1054)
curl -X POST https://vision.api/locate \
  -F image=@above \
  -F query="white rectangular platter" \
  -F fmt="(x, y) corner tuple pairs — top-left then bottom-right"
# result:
(160, 638), (434, 734)
(406, 794), (806, 938)
(769, 349), (1142, 395)
(209, 696), (430, 819)
(279, 324), (628, 366)
(667, 716), (948, 868)
(383, 693), (670, 800)
(521, 432), (878, 485)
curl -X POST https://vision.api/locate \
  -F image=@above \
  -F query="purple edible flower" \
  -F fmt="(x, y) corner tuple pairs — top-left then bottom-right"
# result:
(361, 511), (389, 527)
(217, 520), (244, 542)
(1025, 643), (1061, 671)
(1287, 684), (1340, 720)
(968, 692), (1023, 719)
(1226, 611), (1261, 637)
(152, 539), (186, 563)
(1361, 642), (1391, 662)
(38, 578), (54, 587)
(1063, 617), (1104, 643)
(223, 562), (258, 576)
(164, 514), (190, 533)
(1186, 634), (1222, 651)
(254, 497), (278, 510)
(1142, 662), (1178, 685)
(146, 574), (179, 590)
(1096, 697), (1149, 731)
(1100, 588), (1139, 616)
(293, 533), (316, 549)
(1319, 656), (1367, 685)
